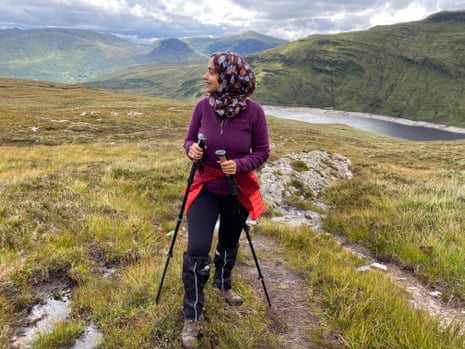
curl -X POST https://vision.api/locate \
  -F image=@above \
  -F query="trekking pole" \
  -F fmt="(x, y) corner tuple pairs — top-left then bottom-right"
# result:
(215, 149), (272, 307)
(156, 134), (206, 304)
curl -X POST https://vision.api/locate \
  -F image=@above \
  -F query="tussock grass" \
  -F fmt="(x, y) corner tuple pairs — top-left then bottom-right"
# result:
(324, 164), (465, 298)
(1, 78), (465, 347)
(33, 321), (85, 349)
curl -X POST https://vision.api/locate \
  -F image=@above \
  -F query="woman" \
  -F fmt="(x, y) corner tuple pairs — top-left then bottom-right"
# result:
(181, 51), (269, 348)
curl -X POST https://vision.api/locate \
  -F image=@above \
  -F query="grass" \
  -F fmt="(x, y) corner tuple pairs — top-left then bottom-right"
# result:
(33, 321), (85, 349)
(258, 223), (465, 348)
(323, 163), (465, 297)
(1, 77), (465, 348)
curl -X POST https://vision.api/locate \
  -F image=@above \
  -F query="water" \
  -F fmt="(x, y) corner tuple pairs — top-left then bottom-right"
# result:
(11, 288), (103, 349)
(72, 323), (103, 349)
(264, 106), (465, 141)
(11, 266), (117, 348)
(11, 292), (71, 348)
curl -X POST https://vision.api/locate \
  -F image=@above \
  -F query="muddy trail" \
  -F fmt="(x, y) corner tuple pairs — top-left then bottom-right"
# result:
(237, 232), (343, 348)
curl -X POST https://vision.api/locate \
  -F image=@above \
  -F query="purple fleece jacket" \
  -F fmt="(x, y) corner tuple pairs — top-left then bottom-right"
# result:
(184, 97), (270, 195)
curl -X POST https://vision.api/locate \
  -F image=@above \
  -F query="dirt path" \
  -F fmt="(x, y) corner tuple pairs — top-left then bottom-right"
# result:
(237, 233), (337, 349)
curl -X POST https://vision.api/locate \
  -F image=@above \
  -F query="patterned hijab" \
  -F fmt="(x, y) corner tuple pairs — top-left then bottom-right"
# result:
(208, 51), (256, 119)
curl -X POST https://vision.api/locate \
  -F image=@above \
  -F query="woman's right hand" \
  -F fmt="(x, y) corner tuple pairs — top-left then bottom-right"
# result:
(188, 142), (204, 161)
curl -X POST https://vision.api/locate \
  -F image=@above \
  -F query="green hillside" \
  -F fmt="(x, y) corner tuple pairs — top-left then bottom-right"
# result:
(82, 61), (207, 103)
(0, 28), (143, 82)
(249, 10), (465, 127)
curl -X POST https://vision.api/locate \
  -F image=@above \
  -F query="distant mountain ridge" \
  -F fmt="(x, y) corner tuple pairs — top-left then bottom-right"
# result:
(144, 39), (205, 62)
(0, 29), (285, 82)
(184, 31), (287, 56)
(0, 28), (144, 82)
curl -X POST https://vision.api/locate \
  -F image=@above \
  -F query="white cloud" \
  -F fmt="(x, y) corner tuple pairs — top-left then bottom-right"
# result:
(370, 3), (431, 26)
(0, 0), (464, 41)
(82, 0), (126, 12)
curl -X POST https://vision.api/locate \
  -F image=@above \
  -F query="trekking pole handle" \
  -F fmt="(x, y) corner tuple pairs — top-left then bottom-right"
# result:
(198, 133), (206, 150)
(215, 149), (228, 161)
(215, 149), (238, 196)
(197, 133), (206, 174)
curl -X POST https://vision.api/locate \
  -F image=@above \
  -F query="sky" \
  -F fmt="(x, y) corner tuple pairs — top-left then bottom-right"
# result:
(1, 0), (465, 43)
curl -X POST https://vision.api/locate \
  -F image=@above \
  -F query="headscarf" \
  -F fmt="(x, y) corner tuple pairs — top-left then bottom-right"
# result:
(208, 51), (256, 119)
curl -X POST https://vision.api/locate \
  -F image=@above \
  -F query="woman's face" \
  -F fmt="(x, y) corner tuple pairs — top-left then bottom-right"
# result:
(203, 57), (220, 94)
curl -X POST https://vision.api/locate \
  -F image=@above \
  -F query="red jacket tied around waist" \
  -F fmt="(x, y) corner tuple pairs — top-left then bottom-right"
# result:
(185, 165), (265, 220)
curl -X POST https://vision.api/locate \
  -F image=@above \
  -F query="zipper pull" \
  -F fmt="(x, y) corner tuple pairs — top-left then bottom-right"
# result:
(220, 119), (225, 136)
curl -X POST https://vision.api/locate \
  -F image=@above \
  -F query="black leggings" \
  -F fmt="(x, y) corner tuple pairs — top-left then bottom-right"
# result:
(186, 189), (248, 257)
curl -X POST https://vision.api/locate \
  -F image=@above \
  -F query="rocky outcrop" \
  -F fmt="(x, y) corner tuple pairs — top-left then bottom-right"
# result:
(258, 150), (352, 228)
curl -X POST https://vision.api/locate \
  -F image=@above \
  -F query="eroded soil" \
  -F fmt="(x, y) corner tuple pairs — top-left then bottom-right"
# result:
(237, 233), (343, 349)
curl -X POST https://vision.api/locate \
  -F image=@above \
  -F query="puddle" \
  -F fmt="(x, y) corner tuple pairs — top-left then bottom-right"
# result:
(10, 266), (117, 348)
(72, 322), (103, 349)
(11, 288), (72, 348)
(10, 284), (104, 349)
(102, 266), (117, 278)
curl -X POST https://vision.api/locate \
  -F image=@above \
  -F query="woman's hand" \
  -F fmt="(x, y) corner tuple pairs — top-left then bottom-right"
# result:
(188, 142), (204, 161)
(218, 159), (237, 175)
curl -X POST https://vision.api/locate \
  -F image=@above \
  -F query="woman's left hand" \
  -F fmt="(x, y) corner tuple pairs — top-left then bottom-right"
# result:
(218, 159), (237, 175)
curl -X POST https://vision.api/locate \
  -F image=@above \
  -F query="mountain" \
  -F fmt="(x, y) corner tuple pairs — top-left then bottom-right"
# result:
(183, 31), (288, 55)
(142, 38), (206, 62)
(0, 29), (285, 83)
(0, 28), (143, 82)
(84, 10), (465, 128)
(248, 10), (465, 127)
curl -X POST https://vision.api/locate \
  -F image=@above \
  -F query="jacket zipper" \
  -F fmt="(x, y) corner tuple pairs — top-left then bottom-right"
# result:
(219, 118), (226, 148)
